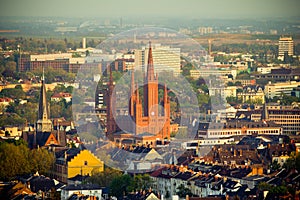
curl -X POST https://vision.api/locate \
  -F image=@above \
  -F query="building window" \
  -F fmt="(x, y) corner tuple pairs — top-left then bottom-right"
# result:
(84, 161), (88, 166)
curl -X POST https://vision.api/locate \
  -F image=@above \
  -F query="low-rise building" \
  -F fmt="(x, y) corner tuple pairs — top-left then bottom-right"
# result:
(61, 184), (103, 200)
(51, 92), (72, 102)
(50, 148), (104, 183)
(265, 81), (300, 99)
(198, 120), (282, 139)
(237, 85), (265, 104)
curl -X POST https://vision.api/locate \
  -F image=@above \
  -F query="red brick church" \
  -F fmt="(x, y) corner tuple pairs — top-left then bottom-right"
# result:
(106, 42), (171, 146)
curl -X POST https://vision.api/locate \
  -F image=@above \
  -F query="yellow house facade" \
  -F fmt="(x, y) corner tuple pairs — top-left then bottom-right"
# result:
(68, 149), (104, 178)
(51, 148), (104, 183)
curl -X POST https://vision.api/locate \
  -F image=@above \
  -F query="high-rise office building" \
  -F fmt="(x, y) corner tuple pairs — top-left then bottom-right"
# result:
(134, 44), (180, 76)
(278, 36), (294, 61)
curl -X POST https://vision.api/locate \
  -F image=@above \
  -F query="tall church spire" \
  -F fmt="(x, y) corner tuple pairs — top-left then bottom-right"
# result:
(36, 68), (52, 132)
(147, 41), (155, 81)
(144, 41), (159, 117)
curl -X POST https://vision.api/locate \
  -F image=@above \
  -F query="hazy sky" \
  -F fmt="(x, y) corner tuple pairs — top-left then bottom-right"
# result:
(0, 0), (299, 19)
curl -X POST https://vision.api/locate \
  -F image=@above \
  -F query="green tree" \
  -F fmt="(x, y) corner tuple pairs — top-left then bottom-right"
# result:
(0, 86), (26, 99)
(0, 140), (54, 181)
(30, 148), (54, 174)
(0, 113), (26, 127)
(110, 174), (134, 198)
(0, 142), (31, 180)
(270, 160), (281, 171)
(133, 174), (153, 191)
(87, 167), (122, 187)
(176, 184), (192, 198)
(283, 152), (300, 171)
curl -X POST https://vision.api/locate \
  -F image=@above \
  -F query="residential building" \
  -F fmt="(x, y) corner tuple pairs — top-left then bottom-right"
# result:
(0, 97), (14, 107)
(208, 86), (237, 100)
(51, 148), (104, 183)
(51, 92), (72, 102)
(237, 85), (265, 104)
(257, 65), (282, 74)
(61, 184), (103, 200)
(1, 126), (22, 137)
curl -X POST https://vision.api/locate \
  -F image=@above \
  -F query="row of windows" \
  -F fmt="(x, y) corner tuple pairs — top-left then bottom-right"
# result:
(272, 120), (300, 123)
(209, 131), (241, 136)
(208, 129), (280, 136)
(247, 129), (280, 134)
(270, 115), (300, 119)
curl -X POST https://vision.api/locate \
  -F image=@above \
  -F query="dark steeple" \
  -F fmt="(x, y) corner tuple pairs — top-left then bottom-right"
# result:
(36, 68), (52, 132)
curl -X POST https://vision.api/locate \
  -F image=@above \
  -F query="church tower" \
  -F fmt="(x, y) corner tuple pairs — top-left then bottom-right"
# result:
(143, 42), (159, 117)
(106, 67), (117, 139)
(36, 70), (53, 133)
(108, 42), (171, 143)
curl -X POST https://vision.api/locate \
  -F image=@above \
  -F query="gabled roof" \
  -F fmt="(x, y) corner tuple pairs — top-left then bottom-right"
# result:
(30, 175), (55, 192)
(173, 171), (197, 181)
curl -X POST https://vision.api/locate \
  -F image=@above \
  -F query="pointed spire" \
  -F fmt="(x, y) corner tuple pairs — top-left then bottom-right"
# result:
(38, 73), (49, 120)
(37, 71), (52, 133)
(147, 41), (155, 81)
(130, 70), (135, 95)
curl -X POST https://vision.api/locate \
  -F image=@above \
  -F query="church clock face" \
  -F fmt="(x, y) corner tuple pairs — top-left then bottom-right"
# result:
(151, 111), (155, 116)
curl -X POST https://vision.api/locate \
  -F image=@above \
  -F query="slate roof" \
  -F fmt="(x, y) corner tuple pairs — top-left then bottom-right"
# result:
(55, 146), (86, 163)
(22, 130), (67, 149)
(173, 171), (197, 181)
(30, 175), (55, 192)
(62, 184), (102, 191)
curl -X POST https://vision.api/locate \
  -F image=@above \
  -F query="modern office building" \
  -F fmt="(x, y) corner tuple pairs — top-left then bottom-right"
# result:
(255, 68), (300, 83)
(198, 120), (282, 139)
(264, 81), (300, 99)
(134, 43), (180, 76)
(190, 69), (237, 79)
(278, 36), (294, 61)
(236, 104), (300, 135)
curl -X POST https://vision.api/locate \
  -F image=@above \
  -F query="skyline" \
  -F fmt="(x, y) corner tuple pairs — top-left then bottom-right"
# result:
(0, 0), (300, 20)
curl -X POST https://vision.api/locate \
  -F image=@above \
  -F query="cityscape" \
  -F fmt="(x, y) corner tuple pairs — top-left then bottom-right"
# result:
(0, 0), (300, 200)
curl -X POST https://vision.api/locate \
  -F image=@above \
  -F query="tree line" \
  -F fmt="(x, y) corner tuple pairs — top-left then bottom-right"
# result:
(0, 139), (54, 181)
